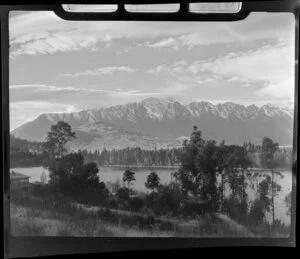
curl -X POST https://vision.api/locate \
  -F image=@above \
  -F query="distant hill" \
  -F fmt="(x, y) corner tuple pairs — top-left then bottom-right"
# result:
(10, 135), (45, 168)
(10, 135), (43, 153)
(11, 97), (294, 150)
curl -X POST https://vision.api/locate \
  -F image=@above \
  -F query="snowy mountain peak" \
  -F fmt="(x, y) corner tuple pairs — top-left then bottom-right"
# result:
(12, 97), (294, 146)
(36, 98), (293, 124)
(260, 104), (283, 117)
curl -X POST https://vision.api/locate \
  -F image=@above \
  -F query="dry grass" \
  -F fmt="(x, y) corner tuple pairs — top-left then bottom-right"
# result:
(11, 204), (114, 237)
(10, 203), (255, 237)
(10, 203), (175, 237)
(10, 197), (288, 237)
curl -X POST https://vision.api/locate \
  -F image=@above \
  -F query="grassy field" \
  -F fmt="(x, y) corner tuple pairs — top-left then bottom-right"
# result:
(10, 192), (290, 238)
(10, 201), (259, 237)
(11, 203), (179, 237)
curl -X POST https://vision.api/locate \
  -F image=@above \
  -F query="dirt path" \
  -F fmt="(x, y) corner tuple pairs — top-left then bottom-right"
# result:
(213, 212), (255, 237)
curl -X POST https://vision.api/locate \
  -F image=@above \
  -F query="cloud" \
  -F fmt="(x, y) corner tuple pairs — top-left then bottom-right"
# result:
(147, 60), (225, 85)
(10, 84), (81, 92)
(10, 101), (78, 130)
(144, 37), (179, 50)
(147, 60), (226, 89)
(159, 82), (190, 95)
(141, 13), (294, 50)
(147, 60), (188, 75)
(10, 83), (137, 94)
(63, 66), (136, 77)
(146, 42), (295, 100)
(9, 12), (111, 57)
(147, 64), (169, 75)
(143, 32), (232, 50)
(197, 44), (293, 81)
(10, 84), (108, 93)
(9, 83), (173, 98)
(11, 33), (98, 57)
(10, 11), (294, 57)
(194, 43), (295, 99)
(257, 78), (295, 99)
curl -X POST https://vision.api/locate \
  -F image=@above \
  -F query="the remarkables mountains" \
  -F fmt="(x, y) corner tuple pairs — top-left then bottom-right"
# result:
(11, 97), (294, 150)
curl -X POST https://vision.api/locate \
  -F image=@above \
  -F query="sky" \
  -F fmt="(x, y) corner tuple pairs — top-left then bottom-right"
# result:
(9, 10), (295, 130)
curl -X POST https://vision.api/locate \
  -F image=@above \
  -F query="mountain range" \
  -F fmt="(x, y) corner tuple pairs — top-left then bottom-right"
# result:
(11, 97), (294, 150)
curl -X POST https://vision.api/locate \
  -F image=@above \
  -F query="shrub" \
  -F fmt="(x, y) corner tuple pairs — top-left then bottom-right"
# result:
(129, 197), (144, 212)
(248, 199), (266, 226)
(140, 207), (155, 217)
(31, 183), (51, 197)
(223, 197), (248, 224)
(116, 187), (130, 200)
(152, 184), (182, 216)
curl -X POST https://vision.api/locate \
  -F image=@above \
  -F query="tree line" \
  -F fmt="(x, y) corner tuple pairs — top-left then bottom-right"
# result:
(79, 147), (182, 167)
(79, 143), (292, 169)
(10, 135), (46, 167)
(10, 134), (292, 170)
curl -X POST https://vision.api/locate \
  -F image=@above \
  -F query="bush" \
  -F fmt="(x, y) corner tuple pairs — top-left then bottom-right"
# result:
(150, 184), (182, 216)
(31, 183), (52, 197)
(46, 152), (109, 205)
(248, 199), (266, 226)
(140, 207), (155, 217)
(158, 221), (174, 231)
(223, 197), (248, 224)
(107, 196), (118, 209)
(129, 197), (144, 212)
(116, 187), (130, 200)
(181, 201), (210, 217)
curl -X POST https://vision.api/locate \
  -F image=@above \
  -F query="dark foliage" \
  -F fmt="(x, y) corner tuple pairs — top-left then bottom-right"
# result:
(80, 146), (183, 166)
(47, 153), (109, 204)
(145, 171), (160, 192)
(129, 197), (145, 212)
(116, 187), (130, 201)
(43, 121), (76, 159)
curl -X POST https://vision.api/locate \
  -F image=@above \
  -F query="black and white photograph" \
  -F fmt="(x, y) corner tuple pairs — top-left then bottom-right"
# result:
(8, 5), (295, 239)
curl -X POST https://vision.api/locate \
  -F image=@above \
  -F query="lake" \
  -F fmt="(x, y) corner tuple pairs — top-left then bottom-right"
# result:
(10, 166), (292, 225)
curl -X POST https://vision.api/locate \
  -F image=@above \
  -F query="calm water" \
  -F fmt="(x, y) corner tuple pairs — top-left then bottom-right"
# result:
(10, 166), (292, 225)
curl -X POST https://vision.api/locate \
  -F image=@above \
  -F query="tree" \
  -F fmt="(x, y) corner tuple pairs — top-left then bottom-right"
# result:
(152, 183), (183, 216)
(40, 170), (47, 184)
(129, 197), (144, 212)
(112, 177), (121, 194)
(122, 169), (136, 194)
(190, 125), (204, 146)
(284, 191), (292, 216)
(260, 137), (281, 224)
(261, 137), (279, 169)
(145, 171), (160, 192)
(224, 145), (252, 219)
(43, 121), (76, 159)
(248, 175), (272, 225)
(48, 152), (108, 204)
(174, 126), (223, 212)
(175, 126), (255, 213)
(48, 152), (84, 191)
(198, 140), (221, 211)
(174, 126), (205, 197)
(116, 187), (130, 200)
